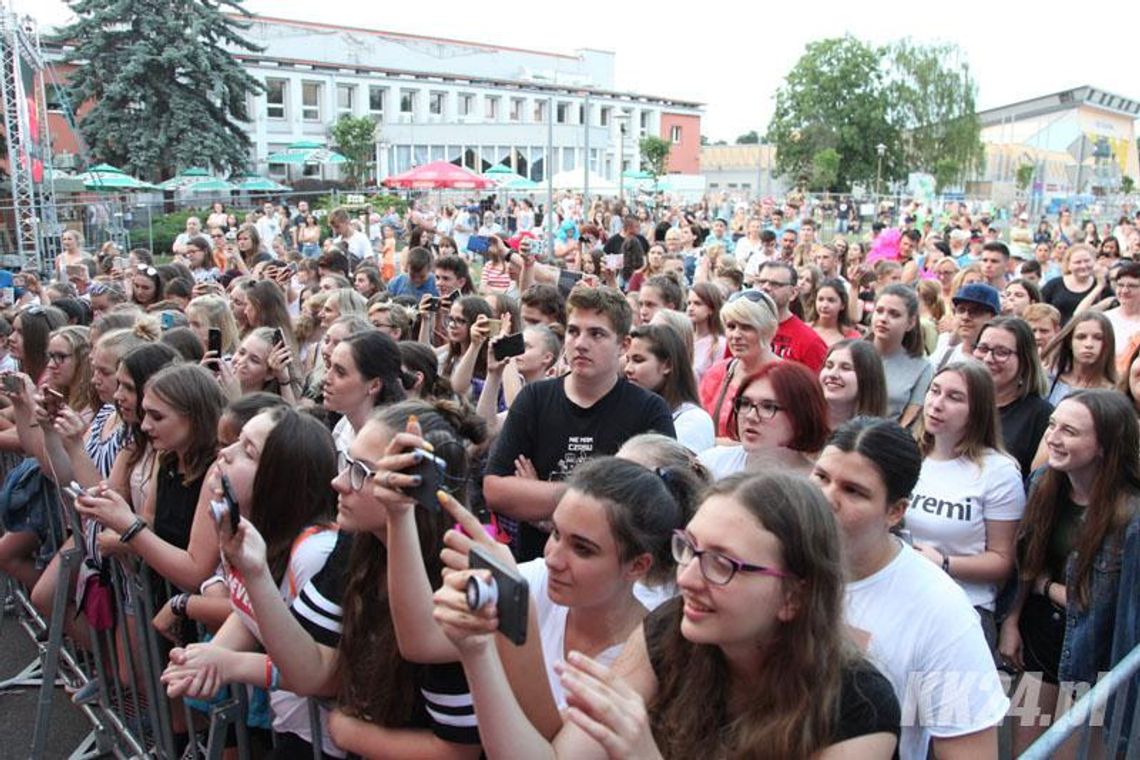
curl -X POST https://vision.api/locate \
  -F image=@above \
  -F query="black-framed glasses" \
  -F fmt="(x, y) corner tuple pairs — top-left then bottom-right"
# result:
(974, 343), (1014, 362)
(337, 451), (374, 492)
(46, 351), (73, 364)
(671, 530), (795, 586)
(732, 396), (783, 420)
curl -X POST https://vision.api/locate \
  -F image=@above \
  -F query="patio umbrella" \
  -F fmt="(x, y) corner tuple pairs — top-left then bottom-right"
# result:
(550, 169), (617, 194)
(498, 174), (540, 190)
(158, 167), (236, 193)
(77, 163), (159, 191)
(265, 140), (347, 165)
(484, 164), (516, 178)
(382, 160), (494, 190)
(232, 172), (291, 192)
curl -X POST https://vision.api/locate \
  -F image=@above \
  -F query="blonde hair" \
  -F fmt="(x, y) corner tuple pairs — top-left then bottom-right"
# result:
(720, 294), (778, 342)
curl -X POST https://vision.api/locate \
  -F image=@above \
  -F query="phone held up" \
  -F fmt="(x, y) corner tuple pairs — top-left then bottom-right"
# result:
(209, 473), (241, 533)
(492, 332), (525, 362)
(466, 545), (529, 645)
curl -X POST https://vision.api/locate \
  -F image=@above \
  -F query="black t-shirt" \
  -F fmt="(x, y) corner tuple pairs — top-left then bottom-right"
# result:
(1041, 277), (1109, 325)
(486, 375), (676, 560)
(603, 232), (650, 256)
(290, 532), (481, 746)
(643, 598), (900, 749)
(999, 393), (1053, 480)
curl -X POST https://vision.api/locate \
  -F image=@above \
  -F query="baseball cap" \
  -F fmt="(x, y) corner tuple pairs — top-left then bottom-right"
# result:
(952, 283), (1001, 315)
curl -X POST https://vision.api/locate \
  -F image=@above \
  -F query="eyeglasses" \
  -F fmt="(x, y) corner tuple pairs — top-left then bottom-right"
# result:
(46, 351), (73, 364)
(671, 531), (795, 586)
(974, 343), (1014, 362)
(732, 396), (783, 420)
(450, 316), (468, 326)
(338, 452), (375, 492)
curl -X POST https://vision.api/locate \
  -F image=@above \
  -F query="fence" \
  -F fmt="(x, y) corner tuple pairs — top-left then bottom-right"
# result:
(0, 477), (326, 759)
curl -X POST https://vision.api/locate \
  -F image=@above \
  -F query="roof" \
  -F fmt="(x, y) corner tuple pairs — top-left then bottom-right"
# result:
(236, 53), (703, 109)
(977, 86), (1140, 125)
(699, 145), (775, 170)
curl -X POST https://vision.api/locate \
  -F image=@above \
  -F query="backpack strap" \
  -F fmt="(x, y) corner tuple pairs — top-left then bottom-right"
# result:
(710, 359), (739, 436)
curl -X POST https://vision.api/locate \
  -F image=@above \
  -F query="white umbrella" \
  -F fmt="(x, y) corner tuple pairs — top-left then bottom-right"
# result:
(550, 170), (618, 194)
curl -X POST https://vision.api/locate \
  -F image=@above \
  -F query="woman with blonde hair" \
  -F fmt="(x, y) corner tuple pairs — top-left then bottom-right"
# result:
(185, 295), (240, 358)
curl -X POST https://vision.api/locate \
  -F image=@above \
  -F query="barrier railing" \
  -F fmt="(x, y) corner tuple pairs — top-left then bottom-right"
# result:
(1018, 644), (1140, 759)
(0, 474), (329, 759)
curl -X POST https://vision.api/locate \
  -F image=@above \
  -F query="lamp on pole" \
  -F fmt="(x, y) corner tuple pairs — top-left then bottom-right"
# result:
(875, 143), (886, 198)
(615, 111), (630, 202)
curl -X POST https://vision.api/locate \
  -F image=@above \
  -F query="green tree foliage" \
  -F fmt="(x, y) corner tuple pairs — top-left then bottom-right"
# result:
(1015, 163), (1036, 192)
(766, 36), (899, 191)
(810, 148), (840, 191)
(331, 115), (379, 188)
(934, 158), (961, 194)
(884, 40), (984, 185)
(736, 130), (760, 144)
(56, 0), (264, 181)
(639, 136), (672, 179)
(1122, 176), (1135, 195)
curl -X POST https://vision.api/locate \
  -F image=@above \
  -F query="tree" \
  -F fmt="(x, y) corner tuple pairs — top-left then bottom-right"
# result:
(1015, 163), (1035, 193)
(1122, 176), (1135, 195)
(736, 130), (760, 144)
(810, 148), (840, 191)
(639, 136), (671, 179)
(331, 115), (378, 188)
(934, 158), (961, 195)
(884, 40), (984, 183)
(56, 0), (264, 181)
(766, 36), (900, 191)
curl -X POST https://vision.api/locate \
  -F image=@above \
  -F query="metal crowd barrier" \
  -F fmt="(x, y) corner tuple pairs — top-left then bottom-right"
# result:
(0, 475), (329, 758)
(1019, 643), (1140, 759)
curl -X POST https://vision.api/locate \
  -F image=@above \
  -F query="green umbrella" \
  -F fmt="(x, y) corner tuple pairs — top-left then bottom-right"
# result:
(232, 172), (291, 192)
(158, 167), (236, 193)
(484, 164), (515, 177)
(265, 140), (347, 165)
(622, 169), (655, 180)
(498, 174), (539, 190)
(78, 163), (159, 191)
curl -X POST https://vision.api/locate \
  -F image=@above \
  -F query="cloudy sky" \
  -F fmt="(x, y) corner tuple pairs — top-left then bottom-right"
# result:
(28, 0), (1139, 140)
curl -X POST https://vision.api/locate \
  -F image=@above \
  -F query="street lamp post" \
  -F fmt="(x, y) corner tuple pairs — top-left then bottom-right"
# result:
(875, 143), (886, 199)
(615, 111), (630, 202)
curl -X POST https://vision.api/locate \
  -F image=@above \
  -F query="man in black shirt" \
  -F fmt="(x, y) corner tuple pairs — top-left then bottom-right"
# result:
(485, 286), (676, 560)
(602, 214), (650, 257)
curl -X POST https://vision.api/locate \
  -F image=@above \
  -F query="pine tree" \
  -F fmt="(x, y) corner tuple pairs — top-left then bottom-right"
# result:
(56, 0), (264, 181)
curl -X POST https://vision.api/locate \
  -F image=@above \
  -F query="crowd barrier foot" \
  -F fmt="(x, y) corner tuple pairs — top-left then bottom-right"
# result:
(0, 654), (66, 692)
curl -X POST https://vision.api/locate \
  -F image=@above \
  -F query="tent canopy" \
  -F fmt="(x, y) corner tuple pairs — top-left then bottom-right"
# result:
(383, 160), (494, 190)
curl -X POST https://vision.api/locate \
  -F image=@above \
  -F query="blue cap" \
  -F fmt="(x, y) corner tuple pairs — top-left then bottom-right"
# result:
(952, 283), (1001, 315)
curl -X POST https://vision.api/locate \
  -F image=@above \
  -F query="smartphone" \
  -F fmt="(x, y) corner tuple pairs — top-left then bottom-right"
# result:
(0, 373), (20, 393)
(492, 332), (525, 362)
(0, 287), (12, 306)
(112, 256), (128, 271)
(64, 480), (85, 501)
(604, 253), (624, 271)
(161, 312), (175, 330)
(43, 387), (66, 416)
(208, 328), (223, 357)
(402, 447), (447, 512)
(467, 545), (529, 646)
(485, 318), (502, 335)
(557, 269), (584, 295)
(272, 327), (284, 348)
(209, 473), (241, 533)
(426, 297), (441, 312)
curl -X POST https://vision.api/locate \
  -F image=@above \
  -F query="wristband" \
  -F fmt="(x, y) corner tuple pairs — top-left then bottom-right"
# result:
(940, 552), (950, 574)
(170, 593), (190, 619)
(120, 517), (147, 544)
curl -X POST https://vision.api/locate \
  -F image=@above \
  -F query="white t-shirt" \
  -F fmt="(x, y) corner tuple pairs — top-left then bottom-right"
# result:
(673, 402), (715, 454)
(336, 230), (372, 263)
(331, 416), (355, 460)
(517, 560), (627, 710)
(927, 333), (971, 371)
(907, 451), (1025, 609)
(1104, 306), (1140, 357)
(697, 445), (749, 480)
(845, 541), (1009, 760)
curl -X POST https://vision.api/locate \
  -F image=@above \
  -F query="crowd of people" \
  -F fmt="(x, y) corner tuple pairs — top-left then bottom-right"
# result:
(1, 189), (1140, 759)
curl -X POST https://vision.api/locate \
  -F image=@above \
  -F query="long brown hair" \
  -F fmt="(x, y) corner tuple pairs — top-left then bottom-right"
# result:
(1040, 310), (1117, 386)
(1018, 390), (1140, 609)
(336, 400), (484, 724)
(915, 361), (1005, 464)
(648, 472), (858, 759)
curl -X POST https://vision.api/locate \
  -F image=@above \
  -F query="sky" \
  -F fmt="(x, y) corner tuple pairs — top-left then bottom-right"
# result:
(26, 0), (1140, 141)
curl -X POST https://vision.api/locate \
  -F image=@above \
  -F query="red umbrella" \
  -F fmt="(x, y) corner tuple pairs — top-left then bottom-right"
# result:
(382, 160), (494, 190)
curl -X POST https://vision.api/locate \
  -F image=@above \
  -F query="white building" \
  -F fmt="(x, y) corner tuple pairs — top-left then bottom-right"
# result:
(233, 16), (703, 184)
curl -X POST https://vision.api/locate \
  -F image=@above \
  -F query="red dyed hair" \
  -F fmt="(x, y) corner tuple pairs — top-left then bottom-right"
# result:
(729, 361), (830, 452)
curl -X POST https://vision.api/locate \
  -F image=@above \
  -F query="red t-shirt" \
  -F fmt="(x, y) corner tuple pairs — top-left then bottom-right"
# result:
(771, 315), (828, 372)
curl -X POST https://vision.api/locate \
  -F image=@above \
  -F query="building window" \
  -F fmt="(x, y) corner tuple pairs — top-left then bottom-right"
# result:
(556, 102), (570, 124)
(670, 125), (682, 144)
(459, 93), (474, 116)
(600, 107), (610, 127)
(533, 100), (546, 122)
(400, 89), (416, 115)
(485, 96), (500, 120)
(640, 110), (650, 135)
(429, 91), (445, 116)
(266, 78), (287, 120)
(578, 104), (584, 124)
(368, 87), (385, 119)
(510, 98), (523, 122)
(301, 82), (321, 122)
(336, 84), (355, 117)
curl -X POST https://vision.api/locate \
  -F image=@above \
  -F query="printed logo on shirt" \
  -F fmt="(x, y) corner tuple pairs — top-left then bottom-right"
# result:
(908, 491), (973, 522)
(553, 436), (594, 480)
